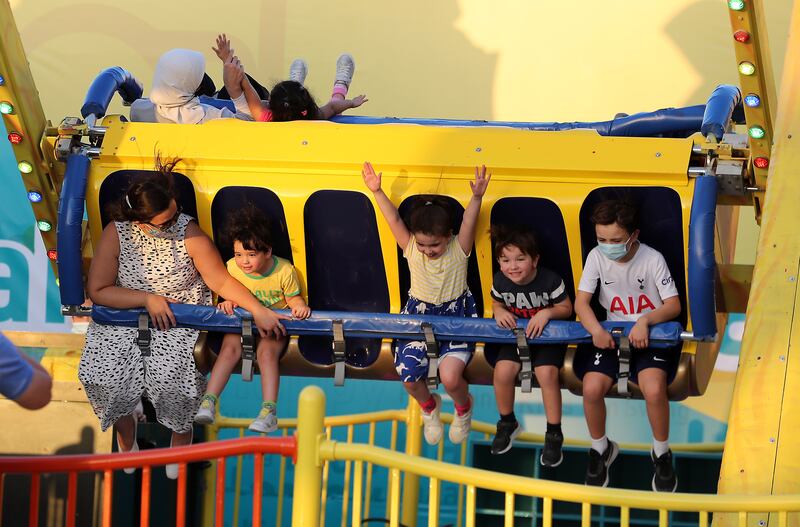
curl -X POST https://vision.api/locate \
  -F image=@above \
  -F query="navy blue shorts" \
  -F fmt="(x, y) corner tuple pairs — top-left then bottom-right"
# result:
(494, 343), (566, 368)
(394, 290), (477, 382)
(573, 343), (681, 384)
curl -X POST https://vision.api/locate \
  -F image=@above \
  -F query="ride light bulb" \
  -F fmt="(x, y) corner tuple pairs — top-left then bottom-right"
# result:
(47, 250), (58, 260)
(0, 101), (13, 114)
(733, 30), (750, 43)
(728, 0), (745, 10)
(744, 94), (761, 107)
(754, 157), (769, 169)
(739, 62), (756, 75)
(27, 190), (42, 203)
(748, 126), (766, 139)
(18, 161), (33, 173)
(37, 220), (52, 232)
(8, 131), (22, 144)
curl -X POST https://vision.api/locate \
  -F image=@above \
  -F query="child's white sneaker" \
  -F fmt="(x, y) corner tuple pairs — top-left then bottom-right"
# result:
(289, 59), (308, 84)
(448, 394), (474, 445)
(334, 54), (355, 88)
(249, 406), (278, 433)
(194, 396), (216, 425)
(166, 428), (193, 480)
(421, 394), (443, 445)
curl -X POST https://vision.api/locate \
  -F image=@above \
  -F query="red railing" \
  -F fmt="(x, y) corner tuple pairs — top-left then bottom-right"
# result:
(0, 436), (297, 527)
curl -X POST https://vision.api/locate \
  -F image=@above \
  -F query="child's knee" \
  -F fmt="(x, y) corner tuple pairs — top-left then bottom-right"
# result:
(493, 361), (520, 386)
(218, 343), (242, 361)
(535, 366), (560, 388)
(439, 368), (463, 391)
(256, 340), (283, 363)
(582, 375), (610, 401)
(639, 374), (667, 401)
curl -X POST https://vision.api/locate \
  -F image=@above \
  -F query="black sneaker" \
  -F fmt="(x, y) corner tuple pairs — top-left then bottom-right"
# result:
(490, 420), (521, 455)
(651, 450), (678, 492)
(540, 430), (564, 467)
(584, 440), (619, 487)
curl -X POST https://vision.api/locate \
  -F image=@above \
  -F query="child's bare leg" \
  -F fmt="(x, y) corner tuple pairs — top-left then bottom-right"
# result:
(493, 360), (520, 415)
(115, 414), (136, 451)
(439, 356), (469, 407)
(205, 333), (243, 396)
(582, 372), (613, 439)
(535, 365), (563, 425)
(256, 336), (286, 403)
(403, 380), (432, 406)
(638, 368), (669, 441)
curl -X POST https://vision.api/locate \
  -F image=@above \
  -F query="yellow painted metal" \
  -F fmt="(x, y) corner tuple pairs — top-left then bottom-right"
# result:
(620, 506), (630, 527)
(456, 441), (468, 527)
(389, 468), (401, 527)
(320, 426), (332, 527)
(581, 502), (591, 527)
(717, 3), (800, 527)
(700, 511), (709, 527)
(276, 428), (289, 527)
(291, 386), (325, 527)
(503, 492), (514, 527)
(364, 422), (376, 521)
(385, 420), (398, 521)
(401, 398), (422, 527)
(428, 478), (440, 527)
(0, 0), (59, 273)
(352, 460), (363, 527)
(738, 511), (747, 526)
(340, 425), (354, 527)
(543, 497), (553, 527)
(464, 485), (476, 527)
(659, 509), (668, 527)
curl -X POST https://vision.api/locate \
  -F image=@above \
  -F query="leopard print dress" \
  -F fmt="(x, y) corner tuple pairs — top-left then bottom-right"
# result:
(79, 214), (212, 433)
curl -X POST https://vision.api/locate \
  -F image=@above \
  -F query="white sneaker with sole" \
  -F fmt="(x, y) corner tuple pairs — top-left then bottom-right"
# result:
(289, 59), (308, 84)
(194, 397), (216, 425)
(449, 394), (474, 445)
(334, 54), (355, 88)
(249, 407), (278, 433)
(166, 429), (193, 480)
(421, 394), (443, 445)
(118, 425), (138, 475)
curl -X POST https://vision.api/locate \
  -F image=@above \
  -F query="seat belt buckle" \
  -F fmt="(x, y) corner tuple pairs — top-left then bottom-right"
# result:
(421, 322), (440, 389)
(136, 313), (151, 357)
(332, 320), (346, 386)
(241, 318), (255, 382)
(513, 328), (534, 392)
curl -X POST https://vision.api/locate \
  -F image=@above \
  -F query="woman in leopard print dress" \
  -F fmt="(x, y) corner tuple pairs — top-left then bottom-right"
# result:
(79, 159), (288, 478)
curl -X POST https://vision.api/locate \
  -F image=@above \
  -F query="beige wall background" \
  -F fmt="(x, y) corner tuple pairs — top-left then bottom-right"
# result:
(11, 0), (791, 262)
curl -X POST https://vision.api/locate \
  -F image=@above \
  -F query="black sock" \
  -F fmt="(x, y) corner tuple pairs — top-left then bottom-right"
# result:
(500, 412), (517, 423)
(546, 422), (562, 434)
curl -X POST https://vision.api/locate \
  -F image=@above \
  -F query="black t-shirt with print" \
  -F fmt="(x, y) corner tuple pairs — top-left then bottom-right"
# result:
(490, 267), (568, 318)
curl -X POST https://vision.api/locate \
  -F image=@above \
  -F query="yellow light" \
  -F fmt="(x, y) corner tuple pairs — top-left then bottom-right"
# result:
(739, 62), (756, 76)
(18, 161), (33, 173)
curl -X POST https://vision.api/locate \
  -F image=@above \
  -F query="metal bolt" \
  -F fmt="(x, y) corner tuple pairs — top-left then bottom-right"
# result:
(302, 140), (308, 145)
(475, 147), (482, 152)
(760, 520), (767, 526)
(790, 276), (796, 282)
(655, 152), (662, 157)
(769, 437), (776, 443)
(129, 136), (136, 141)
(780, 355), (786, 361)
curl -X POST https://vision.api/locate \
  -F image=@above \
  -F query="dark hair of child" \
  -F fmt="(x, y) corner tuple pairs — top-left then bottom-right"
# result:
(269, 81), (320, 122)
(407, 196), (453, 238)
(222, 204), (273, 254)
(107, 154), (179, 222)
(491, 224), (539, 259)
(590, 199), (639, 233)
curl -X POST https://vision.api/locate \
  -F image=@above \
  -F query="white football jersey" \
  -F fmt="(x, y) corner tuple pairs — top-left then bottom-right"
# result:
(578, 243), (679, 322)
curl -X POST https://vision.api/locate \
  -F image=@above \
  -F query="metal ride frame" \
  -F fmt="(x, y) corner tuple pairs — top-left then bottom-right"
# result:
(0, 387), (797, 527)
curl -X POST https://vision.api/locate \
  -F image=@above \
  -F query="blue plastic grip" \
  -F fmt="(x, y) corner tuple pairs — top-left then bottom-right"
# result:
(687, 176), (718, 340)
(81, 67), (143, 118)
(700, 85), (742, 140)
(57, 154), (90, 307)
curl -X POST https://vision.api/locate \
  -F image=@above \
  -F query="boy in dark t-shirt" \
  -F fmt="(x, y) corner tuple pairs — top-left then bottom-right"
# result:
(489, 225), (573, 466)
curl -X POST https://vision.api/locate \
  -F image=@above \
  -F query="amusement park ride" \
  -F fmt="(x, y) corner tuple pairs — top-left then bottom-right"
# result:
(0, 0), (799, 525)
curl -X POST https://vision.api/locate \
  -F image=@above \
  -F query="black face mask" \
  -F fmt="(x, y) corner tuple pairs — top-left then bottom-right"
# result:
(194, 73), (217, 97)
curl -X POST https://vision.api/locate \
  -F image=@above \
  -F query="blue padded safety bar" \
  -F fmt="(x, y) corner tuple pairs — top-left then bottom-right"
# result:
(81, 67), (143, 118)
(57, 154), (91, 307)
(700, 85), (742, 140)
(687, 176), (718, 340)
(92, 305), (684, 347)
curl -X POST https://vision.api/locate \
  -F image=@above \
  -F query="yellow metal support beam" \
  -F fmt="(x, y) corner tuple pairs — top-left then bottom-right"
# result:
(716, 2), (800, 526)
(401, 397), (422, 527)
(292, 386), (326, 527)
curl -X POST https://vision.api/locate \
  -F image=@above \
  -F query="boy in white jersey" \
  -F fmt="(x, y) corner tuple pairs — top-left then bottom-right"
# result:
(574, 200), (681, 492)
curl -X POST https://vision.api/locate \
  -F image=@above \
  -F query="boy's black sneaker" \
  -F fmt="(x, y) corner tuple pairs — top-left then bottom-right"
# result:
(651, 449), (678, 492)
(540, 430), (564, 467)
(584, 440), (619, 487)
(490, 420), (521, 455)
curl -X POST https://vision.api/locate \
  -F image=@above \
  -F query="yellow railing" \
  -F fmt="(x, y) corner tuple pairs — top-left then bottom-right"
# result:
(202, 390), (725, 527)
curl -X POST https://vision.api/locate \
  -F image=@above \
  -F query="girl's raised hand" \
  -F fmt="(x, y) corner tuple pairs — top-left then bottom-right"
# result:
(213, 33), (234, 62)
(362, 162), (382, 192)
(470, 165), (491, 198)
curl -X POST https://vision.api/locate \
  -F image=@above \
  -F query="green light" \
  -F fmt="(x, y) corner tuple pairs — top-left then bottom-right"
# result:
(749, 126), (766, 139)
(739, 61), (756, 75)
(17, 161), (33, 174)
(0, 101), (13, 114)
(728, 0), (745, 10)
(37, 220), (52, 232)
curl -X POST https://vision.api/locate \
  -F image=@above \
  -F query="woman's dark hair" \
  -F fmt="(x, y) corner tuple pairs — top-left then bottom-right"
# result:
(491, 224), (539, 259)
(268, 81), (320, 121)
(406, 196), (453, 237)
(106, 154), (179, 222)
(222, 204), (273, 253)
(590, 199), (639, 233)
(194, 73), (217, 97)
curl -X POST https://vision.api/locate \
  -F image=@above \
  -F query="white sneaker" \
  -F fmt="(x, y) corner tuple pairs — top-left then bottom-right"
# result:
(118, 425), (138, 475)
(448, 394), (474, 445)
(334, 53), (355, 88)
(289, 59), (308, 84)
(421, 394), (443, 445)
(166, 429), (193, 480)
(249, 406), (278, 433)
(194, 397), (216, 425)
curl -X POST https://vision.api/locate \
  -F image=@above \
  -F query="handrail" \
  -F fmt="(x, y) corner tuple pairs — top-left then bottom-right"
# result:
(0, 436), (296, 473)
(320, 440), (800, 513)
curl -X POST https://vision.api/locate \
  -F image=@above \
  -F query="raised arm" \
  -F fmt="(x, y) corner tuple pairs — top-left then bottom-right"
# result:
(184, 222), (289, 337)
(318, 95), (368, 120)
(362, 162), (411, 249)
(457, 165), (491, 254)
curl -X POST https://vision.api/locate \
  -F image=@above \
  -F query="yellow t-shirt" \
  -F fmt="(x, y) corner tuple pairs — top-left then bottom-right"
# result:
(405, 235), (469, 305)
(226, 256), (301, 309)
